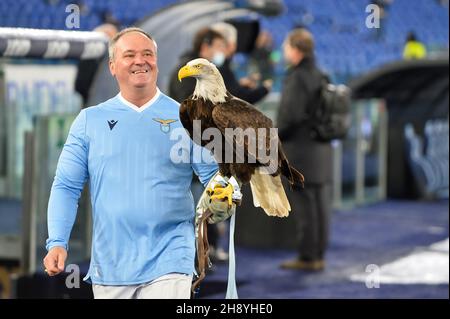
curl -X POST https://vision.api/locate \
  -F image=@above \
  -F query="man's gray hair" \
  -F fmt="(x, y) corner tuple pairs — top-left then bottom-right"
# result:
(108, 27), (158, 60)
(211, 22), (237, 45)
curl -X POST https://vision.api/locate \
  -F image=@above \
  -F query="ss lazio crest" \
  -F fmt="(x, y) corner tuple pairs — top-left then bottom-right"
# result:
(153, 118), (178, 133)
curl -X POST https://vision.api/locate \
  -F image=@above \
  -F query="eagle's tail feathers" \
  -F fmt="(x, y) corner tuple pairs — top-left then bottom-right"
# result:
(250, 170), (291, 217)
(279, 142), (305, 188)
(288, 165), (305, 188)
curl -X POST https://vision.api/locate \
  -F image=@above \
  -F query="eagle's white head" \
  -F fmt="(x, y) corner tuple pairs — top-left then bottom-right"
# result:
(178, 58), (227, 104)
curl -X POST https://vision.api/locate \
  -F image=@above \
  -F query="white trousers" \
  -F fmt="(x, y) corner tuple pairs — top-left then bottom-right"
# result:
(92, 273), (192, 299)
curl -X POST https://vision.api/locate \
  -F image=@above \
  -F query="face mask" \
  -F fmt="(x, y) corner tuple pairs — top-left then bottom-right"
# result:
(212, 52), (225, 67)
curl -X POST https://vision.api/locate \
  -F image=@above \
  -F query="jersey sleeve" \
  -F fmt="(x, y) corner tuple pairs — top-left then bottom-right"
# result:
(46, 109), (89, 251)
(190, 142), (218, 187)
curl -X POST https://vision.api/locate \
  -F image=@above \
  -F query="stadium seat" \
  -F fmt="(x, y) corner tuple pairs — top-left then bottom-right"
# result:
(404, 122), (449, 199)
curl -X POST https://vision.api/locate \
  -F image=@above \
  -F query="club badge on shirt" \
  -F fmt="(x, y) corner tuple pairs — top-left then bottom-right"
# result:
(153, 118), (178, 133)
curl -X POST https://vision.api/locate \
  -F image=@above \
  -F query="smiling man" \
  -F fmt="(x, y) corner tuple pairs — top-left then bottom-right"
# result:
(108, 29), (159, 106)
(42, 28), (229, 299)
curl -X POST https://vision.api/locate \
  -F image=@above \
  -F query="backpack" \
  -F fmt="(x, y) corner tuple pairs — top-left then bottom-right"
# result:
(308, 77), (352, 142)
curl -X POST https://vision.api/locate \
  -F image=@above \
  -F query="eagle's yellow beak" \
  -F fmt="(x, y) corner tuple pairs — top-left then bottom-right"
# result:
(178, 65), (200, 82)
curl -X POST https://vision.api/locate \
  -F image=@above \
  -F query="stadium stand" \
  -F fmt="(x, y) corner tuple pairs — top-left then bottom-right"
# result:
(258, 0), (449, 81)
(1, 0), (448, 82)
(404, 120), (449, 199)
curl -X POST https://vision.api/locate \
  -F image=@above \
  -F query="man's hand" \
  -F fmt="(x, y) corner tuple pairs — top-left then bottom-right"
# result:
(262, 79), (273, 91)
(239, 77), (257, 89)
(206, 189), (236, 224)
(43, 246), (67, 276)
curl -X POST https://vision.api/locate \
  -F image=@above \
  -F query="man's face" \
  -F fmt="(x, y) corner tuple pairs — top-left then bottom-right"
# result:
(283, 40), (302, 66)
(283, 41), (293, 64)
(201, 38), (227, 61)
(109, 32), (158, 90)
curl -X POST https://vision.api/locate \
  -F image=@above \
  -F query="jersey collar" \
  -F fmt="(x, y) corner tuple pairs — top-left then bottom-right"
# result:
(117, 88), (161, 113)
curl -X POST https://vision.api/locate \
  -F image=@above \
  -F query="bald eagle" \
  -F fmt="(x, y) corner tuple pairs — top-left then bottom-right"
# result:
(178, 58), (304, 217)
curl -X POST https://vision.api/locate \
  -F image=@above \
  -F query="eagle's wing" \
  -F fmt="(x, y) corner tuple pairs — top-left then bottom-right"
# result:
(211, 95), (275, 166)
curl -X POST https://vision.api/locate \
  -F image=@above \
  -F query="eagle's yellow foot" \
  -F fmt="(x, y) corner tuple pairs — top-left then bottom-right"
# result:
(206, 183), (225, 196)
(210, 184), (234, 208)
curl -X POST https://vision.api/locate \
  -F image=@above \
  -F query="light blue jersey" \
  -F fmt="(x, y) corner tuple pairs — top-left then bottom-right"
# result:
(46, 90), (218, 285)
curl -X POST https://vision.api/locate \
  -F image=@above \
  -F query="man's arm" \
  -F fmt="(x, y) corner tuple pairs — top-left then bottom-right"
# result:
(219, 64), (269, 104)
(44, 110), (89, 275)
(190, 143), (218, 187)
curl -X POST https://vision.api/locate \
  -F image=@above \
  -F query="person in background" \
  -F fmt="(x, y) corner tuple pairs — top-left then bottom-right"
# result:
(403, 31), (427, 60)
(248, 30), (276, 82)
(168, 28), (227, 102)
(277, 28), (333, 271)
(211, 22), (272, 104)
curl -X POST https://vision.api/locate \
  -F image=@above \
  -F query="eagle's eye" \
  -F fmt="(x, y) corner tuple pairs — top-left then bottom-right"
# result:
(195, 64), (201, 69)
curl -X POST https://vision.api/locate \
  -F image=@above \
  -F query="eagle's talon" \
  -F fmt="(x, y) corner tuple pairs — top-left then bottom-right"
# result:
(206, 187), (214, 196)
(210, 184), (234, 208)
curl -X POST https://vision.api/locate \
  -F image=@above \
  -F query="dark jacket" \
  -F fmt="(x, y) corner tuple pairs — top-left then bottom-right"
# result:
(75, 58), (102, 106)
(219, 59), (269, 104)
(277, 57), (332, 184)
(168, 51), (198, 103)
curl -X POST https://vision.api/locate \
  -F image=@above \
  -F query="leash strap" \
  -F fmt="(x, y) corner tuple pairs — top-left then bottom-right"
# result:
(225, 213), (238, 299)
